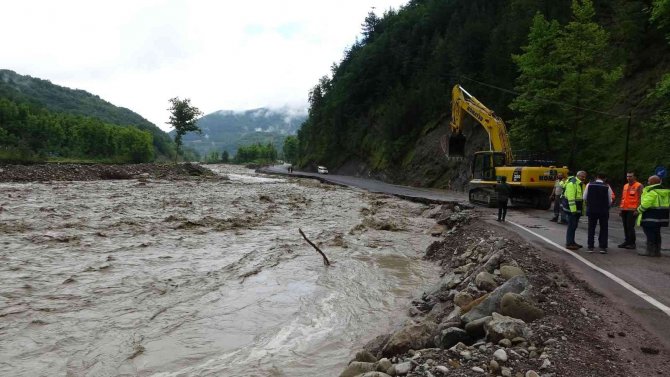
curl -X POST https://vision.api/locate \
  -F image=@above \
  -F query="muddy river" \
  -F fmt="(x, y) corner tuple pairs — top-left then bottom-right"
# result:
(0, 164), (441, 376)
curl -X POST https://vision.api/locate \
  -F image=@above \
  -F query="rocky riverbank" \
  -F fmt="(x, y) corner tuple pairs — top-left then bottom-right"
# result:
(339, 204), (669, 377)
(0, 162), (220, 182)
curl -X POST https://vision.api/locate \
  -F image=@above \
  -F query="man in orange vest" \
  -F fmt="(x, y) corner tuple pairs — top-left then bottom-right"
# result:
(618, 171), (644, 249)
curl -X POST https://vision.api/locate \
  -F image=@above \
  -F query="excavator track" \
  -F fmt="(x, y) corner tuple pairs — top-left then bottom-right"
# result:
(469, 185), (552, 210)
(468, 187), (497, 207)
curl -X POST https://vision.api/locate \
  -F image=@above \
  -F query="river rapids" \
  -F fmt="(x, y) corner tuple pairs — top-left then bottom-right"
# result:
(0, 164), (440, 376)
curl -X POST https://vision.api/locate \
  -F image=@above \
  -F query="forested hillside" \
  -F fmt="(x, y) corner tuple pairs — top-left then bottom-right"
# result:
(298, 0), (670, 187)
(0, 97), (154, 163)
(0, 70), (175, 159)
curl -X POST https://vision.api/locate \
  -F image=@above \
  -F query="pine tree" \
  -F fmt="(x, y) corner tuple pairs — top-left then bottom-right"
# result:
(554, 0), (622, 168)
(510, 0), (622, 168)
(509, 13), (562, 154)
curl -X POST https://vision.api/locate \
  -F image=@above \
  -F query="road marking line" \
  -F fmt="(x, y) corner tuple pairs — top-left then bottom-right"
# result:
(508, 220), (670, 318)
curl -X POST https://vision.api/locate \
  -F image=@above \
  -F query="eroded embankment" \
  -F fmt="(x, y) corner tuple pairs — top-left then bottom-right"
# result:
(339, 205), (670, 377)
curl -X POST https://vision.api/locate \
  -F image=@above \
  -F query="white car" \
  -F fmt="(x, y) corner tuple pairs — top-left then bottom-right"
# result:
(317, 166), (329, 174)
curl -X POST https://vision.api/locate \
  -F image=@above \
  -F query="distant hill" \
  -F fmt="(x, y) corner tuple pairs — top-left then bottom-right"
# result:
(175, 107), (306, 156)
(0, 69), (174, 158)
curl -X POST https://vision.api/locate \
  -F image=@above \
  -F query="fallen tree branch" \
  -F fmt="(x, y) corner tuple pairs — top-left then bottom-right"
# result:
(299, 228), (331, 266)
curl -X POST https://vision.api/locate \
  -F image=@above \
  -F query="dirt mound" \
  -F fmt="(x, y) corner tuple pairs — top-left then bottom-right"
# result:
(0, 163), (219, 182)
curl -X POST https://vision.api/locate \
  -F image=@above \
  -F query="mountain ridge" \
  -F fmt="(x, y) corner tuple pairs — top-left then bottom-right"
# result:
(0, 69), (175, 158)
(175, 106), (306, 156)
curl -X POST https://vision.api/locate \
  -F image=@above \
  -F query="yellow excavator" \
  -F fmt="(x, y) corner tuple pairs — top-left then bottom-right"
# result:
(448, 84), (568, 209)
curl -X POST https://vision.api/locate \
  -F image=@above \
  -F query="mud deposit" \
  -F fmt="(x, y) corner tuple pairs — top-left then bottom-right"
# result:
(0, 164), (440, 376)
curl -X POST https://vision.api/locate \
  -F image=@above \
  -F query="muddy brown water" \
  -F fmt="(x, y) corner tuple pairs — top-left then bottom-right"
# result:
(0, 164), (441, 376)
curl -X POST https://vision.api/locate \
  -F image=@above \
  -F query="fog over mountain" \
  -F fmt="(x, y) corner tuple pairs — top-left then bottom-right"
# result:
(174, 106), (307, 156)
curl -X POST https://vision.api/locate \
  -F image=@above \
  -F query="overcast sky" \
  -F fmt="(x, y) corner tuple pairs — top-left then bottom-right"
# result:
(1, 0), (408, 131)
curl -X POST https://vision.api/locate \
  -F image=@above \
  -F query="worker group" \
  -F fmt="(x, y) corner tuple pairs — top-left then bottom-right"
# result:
(547, 171), (669, 257)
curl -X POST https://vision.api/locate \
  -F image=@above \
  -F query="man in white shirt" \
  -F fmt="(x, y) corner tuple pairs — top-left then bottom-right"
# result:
(583, 173), (614, 253)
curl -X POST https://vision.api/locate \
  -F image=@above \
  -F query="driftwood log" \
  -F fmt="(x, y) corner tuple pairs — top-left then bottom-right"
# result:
(299, 228), (331, 266)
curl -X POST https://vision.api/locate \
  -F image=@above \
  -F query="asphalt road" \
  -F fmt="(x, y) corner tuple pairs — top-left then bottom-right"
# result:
(261, 165), (670, 347)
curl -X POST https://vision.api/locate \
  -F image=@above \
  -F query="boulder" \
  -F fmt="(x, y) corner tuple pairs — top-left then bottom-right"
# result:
(500, 292), (544, 322)
(361, 373), (392, 377)
(339, 361), (375, 377)
(453, 262), (477, 275)
(475, 271), (498, 291)
(436, 211), (471, 228)
(461, 276), (530, 324)
(464, 315), (492, 338)
(460, 293), (489, 314)
(443, 306), (462, 324)
(489, 359), (500, 372)
(500, 265), (525, 280)
(453, 291), (474, 308)
(435, 365), (449, 374)
(493, 348), (508, 362)
(391, 361), (413, 375)
(438, 327), (471, 349)
(355, 350), (378, 363)
(439, 273), (463, 290)
(363, 333), (391, 358)
(498, 338), (512, 348)
(426, 273), (462, 297)
(482, 251), (504, 273)
(437, 320), (462, 333)
(423, 205), (444, 218)
(430, 224), (448, 236)
(485, 313), (532, 343)
(382, 321), (437, 357)
(375, 358), (392, 372)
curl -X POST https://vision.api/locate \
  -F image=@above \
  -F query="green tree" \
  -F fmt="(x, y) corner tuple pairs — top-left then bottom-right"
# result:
(221, 150), (230, 163)
(651, 0), (670, 96)
(510, 0), (622, 168)
(361, 10), (381, 43)
(167, 97), (203, 162)
(554, 0), (622, 168)
(509, 13), (562, 153)
(652, 0), (670, 33)
(205, 150), (220, 163)
(283, 135), (298, 163)
(234, 142), (278, 163)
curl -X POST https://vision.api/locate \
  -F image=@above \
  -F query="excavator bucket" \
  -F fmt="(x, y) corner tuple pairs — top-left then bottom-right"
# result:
(447, 133), (466, 158)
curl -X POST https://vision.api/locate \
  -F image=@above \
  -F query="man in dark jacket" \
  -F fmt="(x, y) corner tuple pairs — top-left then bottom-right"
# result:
(583, 173), (614, 253)
(495, 176), (511, 222)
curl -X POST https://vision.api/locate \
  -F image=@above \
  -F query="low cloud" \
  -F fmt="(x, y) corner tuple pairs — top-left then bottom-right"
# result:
(1, 0), (407, 131)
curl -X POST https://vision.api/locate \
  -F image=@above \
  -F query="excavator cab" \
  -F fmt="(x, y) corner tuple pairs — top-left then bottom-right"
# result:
(472, 151), (506, 181)
(447, 132), (466, 158)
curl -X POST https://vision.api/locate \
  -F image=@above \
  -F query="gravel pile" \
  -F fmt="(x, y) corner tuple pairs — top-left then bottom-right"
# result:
(339, 205), (669, 377)
(0, 163), (221, 182)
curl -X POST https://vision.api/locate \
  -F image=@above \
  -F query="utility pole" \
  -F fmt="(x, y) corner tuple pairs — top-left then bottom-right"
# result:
(623, 111), (632, 179)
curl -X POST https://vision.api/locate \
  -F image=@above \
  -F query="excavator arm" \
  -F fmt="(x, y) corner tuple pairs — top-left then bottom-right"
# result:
(448, 85), (514, 164)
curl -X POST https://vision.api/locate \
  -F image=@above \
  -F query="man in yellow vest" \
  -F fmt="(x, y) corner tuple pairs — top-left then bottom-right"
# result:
(618, 172), (643, 249)
(550, 173), (566, 223)
(562, 171), (587, 250)
(636, 175), (670, 257)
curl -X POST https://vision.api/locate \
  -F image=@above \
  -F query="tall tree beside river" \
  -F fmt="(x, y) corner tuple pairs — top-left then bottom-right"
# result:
(167, 97), (203, 163)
